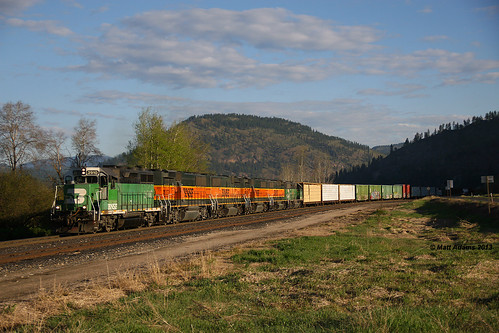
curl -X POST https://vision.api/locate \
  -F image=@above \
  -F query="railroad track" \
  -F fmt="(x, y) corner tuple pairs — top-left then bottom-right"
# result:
(0, 203), (366, 266)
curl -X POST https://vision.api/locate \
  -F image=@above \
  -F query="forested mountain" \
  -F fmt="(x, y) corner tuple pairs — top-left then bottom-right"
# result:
(336, 111), (499, 191)
(184, 114), (381, 181)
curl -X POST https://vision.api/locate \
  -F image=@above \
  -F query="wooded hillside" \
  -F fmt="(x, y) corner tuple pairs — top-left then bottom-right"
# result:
(336, 111), (499, 191)
(184, 114), (381, 181)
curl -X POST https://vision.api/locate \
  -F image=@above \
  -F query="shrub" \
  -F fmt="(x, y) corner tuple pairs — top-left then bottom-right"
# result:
(0, 171), (54, 240)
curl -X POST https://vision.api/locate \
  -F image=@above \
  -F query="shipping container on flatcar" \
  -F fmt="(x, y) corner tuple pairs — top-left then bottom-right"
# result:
(303, 183), (322, 204)
(393, 185), (403, 199)
(369, 185), (382, 200)
(411, 186), (421, 198)
(322, 184), (339, 203)
(356, 185), (370, 201)
(339, 184), (356, 201)
(382, 185), (393, 199)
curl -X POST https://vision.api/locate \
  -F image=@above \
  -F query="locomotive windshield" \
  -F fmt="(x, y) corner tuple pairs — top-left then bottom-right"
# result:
(74, 175), (98, 184)
(71, 167), (107, 185)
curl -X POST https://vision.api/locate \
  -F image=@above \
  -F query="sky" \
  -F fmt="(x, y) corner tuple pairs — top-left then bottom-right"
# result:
(1, 0), (498, 157)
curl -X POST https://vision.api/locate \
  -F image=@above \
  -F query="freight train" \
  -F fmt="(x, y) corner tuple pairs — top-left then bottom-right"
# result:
(51, 166), (439, 233)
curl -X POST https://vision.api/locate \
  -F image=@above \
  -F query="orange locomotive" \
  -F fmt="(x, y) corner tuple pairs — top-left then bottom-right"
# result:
(152, 169), (293, 223)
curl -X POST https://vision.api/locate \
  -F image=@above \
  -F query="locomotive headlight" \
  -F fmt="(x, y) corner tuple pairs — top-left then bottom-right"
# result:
(82, 205), (87, 210)
(55, 205), (61, 210)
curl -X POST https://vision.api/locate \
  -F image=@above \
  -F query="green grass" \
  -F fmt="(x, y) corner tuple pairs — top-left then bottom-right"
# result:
(13, 199), (499, 332)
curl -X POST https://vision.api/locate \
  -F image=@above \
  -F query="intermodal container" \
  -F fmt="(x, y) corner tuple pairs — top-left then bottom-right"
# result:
(393, 185), (403, 199)
(356, 185), (369, 201)
(339, 184), (356, 201)
(322, 184), (339, 202)
(303, 183), (322, 204)
(369, 185), (382, 200)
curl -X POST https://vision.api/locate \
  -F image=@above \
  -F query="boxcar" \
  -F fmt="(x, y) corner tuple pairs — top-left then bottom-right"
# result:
(403, 184), (411, 198)
(382, 185), (393, 199)
(421, 187), (430, 197)
(322, 184), (339, 203)
(392, 185), (403, 199)
(356, 185), (370, 201)
(369, 185), (382, 200)
(303, 183), (322, 204)
(339, 184), (356, 201)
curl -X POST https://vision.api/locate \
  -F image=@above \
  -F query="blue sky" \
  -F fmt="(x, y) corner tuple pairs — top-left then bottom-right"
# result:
(1, 0), (498, 157)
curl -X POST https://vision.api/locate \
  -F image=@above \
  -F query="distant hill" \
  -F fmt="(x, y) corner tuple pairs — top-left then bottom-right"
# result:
(336, 111), (499, 191)
(184, 114), (382, 181)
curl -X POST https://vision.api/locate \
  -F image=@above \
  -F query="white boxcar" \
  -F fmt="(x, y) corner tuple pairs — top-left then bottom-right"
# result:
(322, 184), (339, 203)
(339, 184), (356, 201)
(303, 183), (322, 204)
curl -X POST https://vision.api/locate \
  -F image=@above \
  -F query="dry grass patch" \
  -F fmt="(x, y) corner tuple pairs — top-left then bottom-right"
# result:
(0, 250), (233, 331)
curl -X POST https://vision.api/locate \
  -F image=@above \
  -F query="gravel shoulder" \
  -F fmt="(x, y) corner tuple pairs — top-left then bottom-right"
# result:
(0, 203), (393, 303)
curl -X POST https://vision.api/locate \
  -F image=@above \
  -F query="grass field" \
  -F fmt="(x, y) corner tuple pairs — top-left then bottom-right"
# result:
(4, 198), (499, 332)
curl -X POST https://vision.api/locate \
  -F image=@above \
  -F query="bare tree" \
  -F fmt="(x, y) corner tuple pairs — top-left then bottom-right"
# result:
(280, 163), (295, 182)
(71, 118), (102, 168)
(295, 146), (308, 182)
(311, 153), (333, 183)
(0, 101), (44, 171)
(44, 129), (68, 184)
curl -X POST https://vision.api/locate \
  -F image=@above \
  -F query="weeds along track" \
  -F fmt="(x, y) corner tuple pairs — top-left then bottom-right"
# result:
(0, 202), (379, 266)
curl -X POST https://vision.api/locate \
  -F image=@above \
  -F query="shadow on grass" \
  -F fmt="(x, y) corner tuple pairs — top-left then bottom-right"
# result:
(416, 198), (498, 233)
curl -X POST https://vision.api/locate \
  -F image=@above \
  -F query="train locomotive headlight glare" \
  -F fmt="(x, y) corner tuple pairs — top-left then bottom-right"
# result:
(82, 205), (87, 210)
(55, 205), (61, 210)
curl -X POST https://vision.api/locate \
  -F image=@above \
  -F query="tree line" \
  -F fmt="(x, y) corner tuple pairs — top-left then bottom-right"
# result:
(0, 101), (101, 182)
(401, 111), (499, 148)
(0, 102), (209, 180)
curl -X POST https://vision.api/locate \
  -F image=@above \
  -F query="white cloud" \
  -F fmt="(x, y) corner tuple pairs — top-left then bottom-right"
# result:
(358, 82), (426, 97)
(0, 0), (41, 15)
(358, 49), (499, 77)
(76, 90), (188, 105)
(474, 6), (499, 16)
(77, 89), (468, 146)
(43, 106), (125, 120)
(124, 8), (382, 52)
(62, 0), (83, 9)
(61, 8), (499, 89)
(442, 72), (499, 86)
(422, 35), (449, 42)
(6, 18), (73, 36)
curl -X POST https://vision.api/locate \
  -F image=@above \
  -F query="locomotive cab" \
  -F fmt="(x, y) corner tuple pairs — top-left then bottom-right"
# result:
(53, 167), (117, 233)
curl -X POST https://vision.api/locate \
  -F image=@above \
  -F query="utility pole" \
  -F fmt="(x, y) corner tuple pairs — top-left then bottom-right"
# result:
(481, 176), (494, 214)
